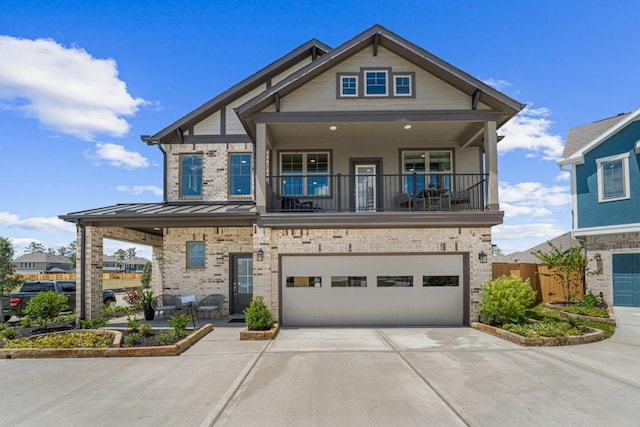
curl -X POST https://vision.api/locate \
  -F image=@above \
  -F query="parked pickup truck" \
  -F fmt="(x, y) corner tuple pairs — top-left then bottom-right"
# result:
(7, 280), (116, 317)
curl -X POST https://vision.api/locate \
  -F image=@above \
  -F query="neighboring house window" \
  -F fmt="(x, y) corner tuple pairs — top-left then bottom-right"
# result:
(187, 241), (205, 268)
(597, 153), (630, 202)
(365, 70), (388, 96)
(180, 154), (203, 197)
(229, 153), (252, 196)
(280, 152), (330, 196)
(339, 75), (358, 97)
(402, 150), (452, 194)
(393, 75), (412, 96)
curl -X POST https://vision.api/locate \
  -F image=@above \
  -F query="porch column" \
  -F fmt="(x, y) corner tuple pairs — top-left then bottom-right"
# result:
(256, 123), (267, 213)
(483, 121), (499, 211)
(76, 225), (104, 320)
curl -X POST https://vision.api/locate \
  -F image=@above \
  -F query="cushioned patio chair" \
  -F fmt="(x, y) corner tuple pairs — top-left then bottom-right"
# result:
(151, 294), (181, 320)
(196, 294), (225, 320)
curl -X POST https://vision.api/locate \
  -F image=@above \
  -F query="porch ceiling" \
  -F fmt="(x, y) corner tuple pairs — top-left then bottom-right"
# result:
(267, 121), (480, 145)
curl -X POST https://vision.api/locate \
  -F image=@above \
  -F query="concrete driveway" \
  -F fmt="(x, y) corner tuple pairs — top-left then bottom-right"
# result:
(1, 308), (639, 426)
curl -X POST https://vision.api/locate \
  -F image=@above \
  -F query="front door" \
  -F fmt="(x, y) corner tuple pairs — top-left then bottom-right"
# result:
(354, 164), (377, 212)
(231, 254), (253, 314)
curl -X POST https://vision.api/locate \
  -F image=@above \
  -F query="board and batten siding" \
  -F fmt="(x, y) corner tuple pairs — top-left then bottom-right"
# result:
(272, 46), (488, 113)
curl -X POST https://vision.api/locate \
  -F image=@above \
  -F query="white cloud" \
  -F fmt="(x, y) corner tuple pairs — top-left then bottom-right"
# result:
(498, 106), (565, 161)
(116, 185), (163, 196)
(498, 181), (571, 220)
(85, 143), (149, 169)
(0, 212), (75, 232)
(556, 170), (571, 181)
(492, 223), (568, 254)
(483, 78), (512, 91)
(0, 36), (146, 140)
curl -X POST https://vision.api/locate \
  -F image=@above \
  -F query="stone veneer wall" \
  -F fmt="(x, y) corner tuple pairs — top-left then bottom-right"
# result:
(161, 227), (254, 316)
(257, 227), (493, 322)
(585, 232), (640, 305)
(164, 143), (253, 202)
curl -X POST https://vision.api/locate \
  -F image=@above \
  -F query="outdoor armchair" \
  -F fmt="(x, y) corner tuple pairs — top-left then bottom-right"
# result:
(150, 294), (181, 319)
(196, 294), (224, 320)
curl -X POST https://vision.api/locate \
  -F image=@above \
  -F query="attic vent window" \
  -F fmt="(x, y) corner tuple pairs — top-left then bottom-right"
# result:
(337, 69), (414, 99)
(364, 70), (388, 96)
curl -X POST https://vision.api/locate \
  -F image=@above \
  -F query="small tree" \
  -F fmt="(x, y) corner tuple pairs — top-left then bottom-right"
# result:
(140, 262), (152, 289)
(113, 249), (127, 273)
(532, 241), (600, 302)
(24, 291), (69, 329)
(0, 237), (24, 323)
(24, 241), (46, 254)
(244, 296), (274, 331)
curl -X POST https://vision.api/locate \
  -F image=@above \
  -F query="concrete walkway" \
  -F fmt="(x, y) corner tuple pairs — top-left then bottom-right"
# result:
(1, 308), (639, 426)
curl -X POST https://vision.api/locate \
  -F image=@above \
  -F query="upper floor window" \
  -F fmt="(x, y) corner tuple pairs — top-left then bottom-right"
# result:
(365, 70), (388, 96)
(597, 153), (630, 202)
(229, 153), (252, 196)
(339, 75), (358, 97)
(180, 154), (203, 197)
(402, 150), (452, 194)
(280, 152), (330, 196)
(394, 75), (413, 96)
(187, 241), (205, 269)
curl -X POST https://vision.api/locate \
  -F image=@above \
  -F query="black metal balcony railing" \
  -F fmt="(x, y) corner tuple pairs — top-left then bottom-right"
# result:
(266, 173), (487, 213)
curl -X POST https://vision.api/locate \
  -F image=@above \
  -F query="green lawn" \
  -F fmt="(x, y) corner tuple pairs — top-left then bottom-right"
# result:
(103, 278), (142, 290)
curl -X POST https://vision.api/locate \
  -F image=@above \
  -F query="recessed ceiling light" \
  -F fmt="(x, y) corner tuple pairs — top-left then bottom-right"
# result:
(403, 124), (412, 130)
(329, 125), (337, 131)
(153, 227), (161, 231)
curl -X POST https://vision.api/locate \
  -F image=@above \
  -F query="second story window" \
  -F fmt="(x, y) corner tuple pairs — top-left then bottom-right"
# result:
(180, 154), (203, 197)
(280, 152), (330, 196)
(394, 75), (412, 96)
(365, 70), (388, 96)
(597, 153), (630, 202)
(340, 75), (358, 97)
(229, 153), (252, 196)
(402, 151), (452, 194)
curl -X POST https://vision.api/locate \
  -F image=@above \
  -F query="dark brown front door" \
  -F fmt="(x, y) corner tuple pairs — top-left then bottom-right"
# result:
(230, 254), (253, 314)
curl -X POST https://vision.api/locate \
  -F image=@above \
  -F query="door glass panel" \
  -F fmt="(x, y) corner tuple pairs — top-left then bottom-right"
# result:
(355, 164), (376, 212)
(237, 258), (253, 294)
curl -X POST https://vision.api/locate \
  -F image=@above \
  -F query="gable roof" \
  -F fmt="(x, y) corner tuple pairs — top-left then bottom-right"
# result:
(558, 109), (639, 165)
(13, 252), (73, 264)
(141, 38), (331, 144)
(236, 24), (525, 137)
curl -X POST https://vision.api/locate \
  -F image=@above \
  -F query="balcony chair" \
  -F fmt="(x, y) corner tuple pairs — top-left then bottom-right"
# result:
(280, 196), (318, 212)
(196, 294), (225, 320)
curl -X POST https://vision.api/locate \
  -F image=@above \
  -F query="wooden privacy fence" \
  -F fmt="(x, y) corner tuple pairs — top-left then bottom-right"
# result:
(492, 263), (584, 303)
(17, 273), (143, 281)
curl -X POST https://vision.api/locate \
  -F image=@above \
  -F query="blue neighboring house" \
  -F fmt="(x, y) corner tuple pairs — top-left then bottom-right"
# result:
(558, 109), (640, 307)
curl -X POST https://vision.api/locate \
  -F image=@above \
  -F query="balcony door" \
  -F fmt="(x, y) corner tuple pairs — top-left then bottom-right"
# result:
(351, 159), (382, 212)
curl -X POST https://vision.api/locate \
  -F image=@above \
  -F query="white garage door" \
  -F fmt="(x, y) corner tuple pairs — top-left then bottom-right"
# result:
(282, 254), (465, 326)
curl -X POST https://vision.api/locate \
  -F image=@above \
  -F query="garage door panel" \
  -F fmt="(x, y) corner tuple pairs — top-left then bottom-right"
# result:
(613, 254), (640, 307)
(282, 255), (464, 326)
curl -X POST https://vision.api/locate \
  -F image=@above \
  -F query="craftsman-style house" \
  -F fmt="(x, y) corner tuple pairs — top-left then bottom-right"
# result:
(61, 25), (523, 325)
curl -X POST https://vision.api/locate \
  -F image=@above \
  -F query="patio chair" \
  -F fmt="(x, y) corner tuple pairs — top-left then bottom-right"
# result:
(196, 294), (225, 320)
(151, 294), (180, 320)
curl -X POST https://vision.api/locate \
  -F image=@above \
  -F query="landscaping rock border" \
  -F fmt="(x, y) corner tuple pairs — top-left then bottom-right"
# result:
(0, 324), (213, 359)
(471, 322), (606, 346)
(240, 323), (280, 340)
(545, 303), (617, 324)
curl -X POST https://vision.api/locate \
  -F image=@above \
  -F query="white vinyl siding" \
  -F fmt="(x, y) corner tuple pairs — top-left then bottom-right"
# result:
(193, 110), (221, 135)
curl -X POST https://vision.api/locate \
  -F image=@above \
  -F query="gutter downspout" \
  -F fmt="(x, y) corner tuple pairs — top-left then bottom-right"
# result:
(78, 222), (86, 324)
(158, 144), (168, 203)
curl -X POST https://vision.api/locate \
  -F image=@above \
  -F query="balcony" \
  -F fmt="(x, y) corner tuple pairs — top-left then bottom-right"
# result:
(266, 173), (488, 213)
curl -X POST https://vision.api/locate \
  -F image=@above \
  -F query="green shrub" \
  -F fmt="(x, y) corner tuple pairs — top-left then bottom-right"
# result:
(123, 287), (143, 311)
(24, 291), (69, 329)
(503, 321), (581, 338)
(156, 330), (175, 345)
(244, 296), (274, 331)
(4, 332), (111, 349)
(123, 332), (139, 347)
(81, 317), (107, 329)
(103, 303), (115, 317)
(479, 276), (537, 326)
(139, 323), (153, 337)
(168, 314), (192, 338)
(564, 304), (610, 318)
(56, 313), (76, 323)
(1, 327), (16, 340)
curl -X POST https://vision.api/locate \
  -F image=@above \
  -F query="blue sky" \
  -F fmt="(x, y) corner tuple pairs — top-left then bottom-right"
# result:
(1, 0), (639, 258)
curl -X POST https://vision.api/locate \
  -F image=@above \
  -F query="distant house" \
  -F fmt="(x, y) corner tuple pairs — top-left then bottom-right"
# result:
(558, 109), (640, 307)
(102, 256), (150, 273)
(494, 232), (580, 264)
(12, 252), (74, 275)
